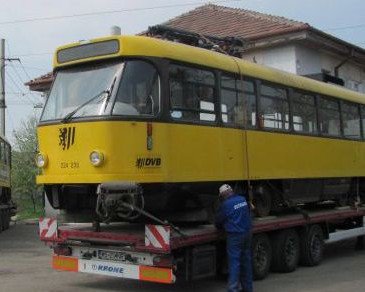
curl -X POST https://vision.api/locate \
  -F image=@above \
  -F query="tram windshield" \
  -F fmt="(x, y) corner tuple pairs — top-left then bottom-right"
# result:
(41, 60), (160, 121)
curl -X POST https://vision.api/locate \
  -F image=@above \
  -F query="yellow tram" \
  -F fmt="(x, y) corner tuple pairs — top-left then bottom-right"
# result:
(36, 35), (365, 221)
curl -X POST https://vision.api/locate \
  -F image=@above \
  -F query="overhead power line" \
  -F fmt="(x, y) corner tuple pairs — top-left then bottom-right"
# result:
(5, 71), (36, 106)
(9, 52), (52, 58)
(0, 0), (241, 26)
(5, 71), (25, 95)
(325, 23), (365, 32)
(11, 65), (49, 71)
(8, 62), (43, 104)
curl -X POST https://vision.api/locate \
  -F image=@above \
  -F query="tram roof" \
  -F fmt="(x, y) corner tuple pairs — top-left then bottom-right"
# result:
(54, 35), (365, 105)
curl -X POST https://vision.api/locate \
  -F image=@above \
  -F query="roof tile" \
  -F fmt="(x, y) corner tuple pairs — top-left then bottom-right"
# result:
(163, 4), (310, 40)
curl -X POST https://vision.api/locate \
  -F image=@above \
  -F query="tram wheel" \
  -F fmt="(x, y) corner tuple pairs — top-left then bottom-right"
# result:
(271, 229), (300, 273)
(252, 233), (272, 280)
(300, 224), (324, 266)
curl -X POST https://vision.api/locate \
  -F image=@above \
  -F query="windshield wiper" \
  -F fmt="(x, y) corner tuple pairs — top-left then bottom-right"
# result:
(61, 90), (109, 123)
(61, 76), (118, 123)
(99, 76), (117, 113)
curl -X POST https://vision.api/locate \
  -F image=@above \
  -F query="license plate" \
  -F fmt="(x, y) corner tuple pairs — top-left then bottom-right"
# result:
(97, 249), (127, 262)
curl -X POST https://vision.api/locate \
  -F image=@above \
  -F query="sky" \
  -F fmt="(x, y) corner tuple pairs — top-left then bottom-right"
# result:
(1, 0), (365, 143)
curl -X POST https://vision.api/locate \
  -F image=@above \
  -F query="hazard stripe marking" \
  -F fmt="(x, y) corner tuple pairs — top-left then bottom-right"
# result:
(39, 218), (58, 240)
(145, 225), (170, 250)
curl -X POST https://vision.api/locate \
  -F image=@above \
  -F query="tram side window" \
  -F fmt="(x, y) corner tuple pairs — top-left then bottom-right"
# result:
(341, 102), (361, 139)
(292, 91), (317, 134)
(169, 65), (216, 122)
(259, 84), (289, 130)
(220, 76), (256, 127)
(318, 96), (341, 137)
(113, 60), (160, 116)
(221, 74), (243, 126)
(243, 80), (257, 128)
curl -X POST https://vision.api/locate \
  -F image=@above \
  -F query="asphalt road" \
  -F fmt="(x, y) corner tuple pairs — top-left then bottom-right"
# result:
(0, 223), (364, 292)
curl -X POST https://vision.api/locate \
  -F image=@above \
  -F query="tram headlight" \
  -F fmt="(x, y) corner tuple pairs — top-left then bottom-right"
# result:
(35, 152), (48, 168)
(89, 150), (104, 166)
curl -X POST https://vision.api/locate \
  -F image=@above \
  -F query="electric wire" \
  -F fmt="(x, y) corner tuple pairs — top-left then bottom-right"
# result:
(0, 0), (242, 26)
(11, 65), (49, 71)
(6, 41), (45, 104)
(325, 23), (365, 32)
(5, 71), (36, 106)
(18, 63), (46, 104)
(9, 52), (52, 58)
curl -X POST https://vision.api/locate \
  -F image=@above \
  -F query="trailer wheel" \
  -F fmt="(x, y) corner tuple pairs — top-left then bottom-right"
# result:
(252, 233), (272, 280)
(271, 229), (299, 273)
(300, 225), (324, 266)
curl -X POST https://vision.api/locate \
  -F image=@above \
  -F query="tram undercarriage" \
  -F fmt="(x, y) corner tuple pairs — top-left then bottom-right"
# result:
(44, 177), (364, 223)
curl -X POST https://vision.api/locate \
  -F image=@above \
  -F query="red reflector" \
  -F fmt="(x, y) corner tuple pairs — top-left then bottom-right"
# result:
(147, 122), (153, 136)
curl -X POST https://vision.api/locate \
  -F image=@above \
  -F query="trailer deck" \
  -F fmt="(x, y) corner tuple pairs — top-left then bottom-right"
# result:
(44, 206), (365, 249)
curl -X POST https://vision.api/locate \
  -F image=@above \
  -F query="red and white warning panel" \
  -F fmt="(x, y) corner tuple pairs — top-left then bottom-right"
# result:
(39, 218), (58, 241)
(145, 225), (170, 251)
(53, 255), (175, 284)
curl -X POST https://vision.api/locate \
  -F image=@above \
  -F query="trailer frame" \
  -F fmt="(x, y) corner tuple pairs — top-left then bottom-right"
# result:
(40, 206), (365, 283)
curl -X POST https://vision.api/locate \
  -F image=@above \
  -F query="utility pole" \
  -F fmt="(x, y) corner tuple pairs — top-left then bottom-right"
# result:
(0, 39), (21, 138)
(0, 39), (5, 137)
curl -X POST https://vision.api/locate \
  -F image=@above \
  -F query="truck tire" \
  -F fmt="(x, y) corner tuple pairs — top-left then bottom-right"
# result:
(271, 229), (300, 273)
(252, 233), (272, 280)
(299, 224), (324, 266)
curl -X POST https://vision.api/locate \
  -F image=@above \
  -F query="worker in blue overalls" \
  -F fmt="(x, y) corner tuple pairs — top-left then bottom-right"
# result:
(215, 184), (253, 292)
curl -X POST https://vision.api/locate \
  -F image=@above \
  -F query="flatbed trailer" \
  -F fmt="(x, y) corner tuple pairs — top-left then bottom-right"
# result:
(39, 206), (365, 284)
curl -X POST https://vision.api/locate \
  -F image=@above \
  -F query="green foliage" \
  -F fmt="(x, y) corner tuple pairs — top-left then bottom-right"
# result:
(11, 115), (43, 218)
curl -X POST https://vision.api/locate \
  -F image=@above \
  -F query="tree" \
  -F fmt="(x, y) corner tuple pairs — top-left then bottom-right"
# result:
(11, 115), (43, 215)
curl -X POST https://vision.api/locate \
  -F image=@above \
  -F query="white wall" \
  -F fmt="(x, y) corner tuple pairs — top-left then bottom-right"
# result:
(295, 46), (321, 76)
(243, 45), (297, 74)
(243, 44), (365, 94)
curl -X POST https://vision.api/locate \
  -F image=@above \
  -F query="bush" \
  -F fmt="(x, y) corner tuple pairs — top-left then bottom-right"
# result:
(11, 115), (43, 219)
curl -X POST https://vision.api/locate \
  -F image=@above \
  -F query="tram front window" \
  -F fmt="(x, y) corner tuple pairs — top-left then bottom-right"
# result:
(41, 61), (123, 121)
(112, 60), (160, 116)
